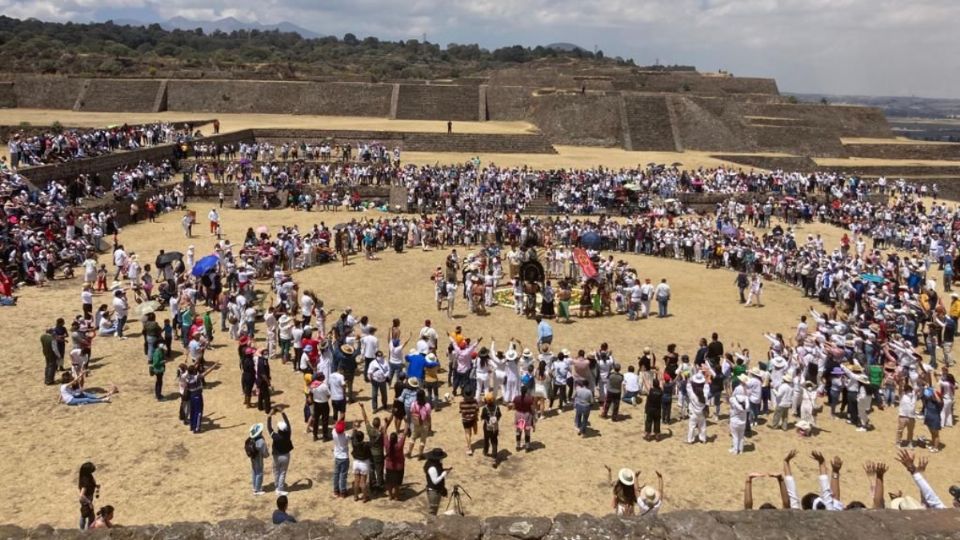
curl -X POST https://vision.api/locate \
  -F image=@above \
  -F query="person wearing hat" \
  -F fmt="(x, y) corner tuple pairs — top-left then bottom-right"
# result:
(335, 343), (358, 403)
(480, 392), (502, 465)
(423, 448), (450, 515)
(686, 366), (712, 444)
(246, 423), (270, 496)
(770, 373), (794, 431)
(894, 449), (949, 508)
(799, 380), (818, 431)
(604, 465), (640, 516)
(729, 386), (749, 454)
(637, 471), (664, 516)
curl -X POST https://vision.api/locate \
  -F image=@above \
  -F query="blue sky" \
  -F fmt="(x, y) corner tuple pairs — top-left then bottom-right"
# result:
(1, 0), (957, 98)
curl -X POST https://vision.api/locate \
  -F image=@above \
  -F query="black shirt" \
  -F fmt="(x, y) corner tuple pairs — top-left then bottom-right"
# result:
(645, 387), (663, 413)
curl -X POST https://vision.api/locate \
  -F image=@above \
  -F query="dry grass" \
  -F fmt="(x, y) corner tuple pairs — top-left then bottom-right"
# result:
(2, 208), (957, 527)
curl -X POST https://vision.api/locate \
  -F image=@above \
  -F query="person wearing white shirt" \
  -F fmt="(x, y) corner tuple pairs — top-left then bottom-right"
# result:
(111, 290), (128, 339)
(654, 279), (671, 318)
(729, 391), (748, 454)
(278, 312), (294, 363)
(360, 328), (380, 383)
(367, 352), (390, 410)
(264, 307), (278, 358)
(686, 369), (711, 444)
(771, 374), (794, 430)
(622, 366), (641, 405)
(300, 293), (315, 325)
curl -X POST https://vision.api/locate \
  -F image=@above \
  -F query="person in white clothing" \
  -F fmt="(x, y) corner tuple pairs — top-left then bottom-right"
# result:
(770, 374), (794, 430)
(729, 384), (748, 454)
(686, 367), (711, 443)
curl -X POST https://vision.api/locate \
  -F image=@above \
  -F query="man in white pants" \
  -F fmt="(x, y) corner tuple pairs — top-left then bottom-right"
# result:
(686, 368), (711, 444)
(729, 386), (749, 454)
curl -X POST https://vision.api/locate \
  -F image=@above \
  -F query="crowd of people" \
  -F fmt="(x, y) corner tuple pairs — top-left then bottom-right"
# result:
(13, 148), (958, 528)
(6, 123), (193, 169)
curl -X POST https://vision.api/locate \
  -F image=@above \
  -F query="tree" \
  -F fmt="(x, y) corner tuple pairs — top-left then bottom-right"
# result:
(343, 33), (359, 45)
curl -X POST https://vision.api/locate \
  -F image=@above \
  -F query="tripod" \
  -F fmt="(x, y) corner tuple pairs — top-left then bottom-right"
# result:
(445, 484), (472, 516)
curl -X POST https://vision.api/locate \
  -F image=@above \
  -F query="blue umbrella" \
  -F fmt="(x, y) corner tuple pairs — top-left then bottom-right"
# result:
(580, 231), (602, 250)
(860, 273), (885, 284)
(191, 255), (220, 277)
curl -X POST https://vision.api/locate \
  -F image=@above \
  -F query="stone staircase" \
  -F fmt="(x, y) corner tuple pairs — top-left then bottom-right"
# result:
(621, 94), (680, 151)
(77, 79), (163, 112)
(523, 195), (553, 215)
(395, 84), (479, 121)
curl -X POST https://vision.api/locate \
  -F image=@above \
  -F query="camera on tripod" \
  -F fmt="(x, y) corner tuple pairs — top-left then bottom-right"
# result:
(445, 483), (471, 516)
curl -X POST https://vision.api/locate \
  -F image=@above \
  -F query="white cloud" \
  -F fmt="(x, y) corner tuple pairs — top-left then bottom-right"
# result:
(0, 0), (956, 97)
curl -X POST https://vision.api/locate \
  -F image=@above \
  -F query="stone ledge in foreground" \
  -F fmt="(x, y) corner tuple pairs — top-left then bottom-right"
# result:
(2, 510), (960, 539)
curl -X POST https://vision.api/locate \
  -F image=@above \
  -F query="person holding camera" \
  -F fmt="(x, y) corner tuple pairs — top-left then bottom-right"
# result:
(423, 448), (450, 515)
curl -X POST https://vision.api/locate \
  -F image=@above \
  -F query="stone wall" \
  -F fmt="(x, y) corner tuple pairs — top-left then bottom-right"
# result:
(76, 79), (163, 113)
(11, 75), (85, 109)
(748, 125), (847, 157)
(238, 128), (555, 154)
(845, 142), (960, 161)
(166, 80), (308, 114)
(296, 83), (392, 117)
(3, 510), (958, 539)
(669, 96), (754, 152)
(485, 86), (532, 121)
(526, 93), (622, 147)
(22, 143), (181, 187)
(0, 82), (15, 108)
(621, 93), (678, 151)
(711, 154), (819, 171)
(395, 84), (480, 121)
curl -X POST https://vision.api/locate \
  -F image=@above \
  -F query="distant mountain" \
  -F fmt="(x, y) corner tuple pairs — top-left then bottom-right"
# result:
(545, 42), (586, 52)
(787, 92), (960, 119)
(160, 16), (320, 38)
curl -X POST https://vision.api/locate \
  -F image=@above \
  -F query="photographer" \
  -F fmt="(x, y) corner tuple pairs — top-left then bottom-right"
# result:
(423, 448), (449, 515)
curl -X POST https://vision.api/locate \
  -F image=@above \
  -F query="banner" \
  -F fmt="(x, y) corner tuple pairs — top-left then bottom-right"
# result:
(572, 248), (598, 280)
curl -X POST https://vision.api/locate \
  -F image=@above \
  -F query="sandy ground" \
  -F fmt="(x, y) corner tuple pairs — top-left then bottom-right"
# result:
(403, 146), (739, 170)
(815, 156), (960, 167)
(2, 207), (957, 528)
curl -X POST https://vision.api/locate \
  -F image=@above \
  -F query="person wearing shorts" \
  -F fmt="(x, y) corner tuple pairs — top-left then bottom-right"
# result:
(408, 390), (432, 459)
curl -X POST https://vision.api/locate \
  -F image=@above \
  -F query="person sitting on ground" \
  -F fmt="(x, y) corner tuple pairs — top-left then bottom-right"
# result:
(58, 372), (118, 406)
(271, 495), (297, 524)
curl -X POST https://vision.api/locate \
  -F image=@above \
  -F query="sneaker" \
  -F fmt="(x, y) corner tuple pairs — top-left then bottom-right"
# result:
(856, 427), (867, 432)
(254, 491), (265, 496)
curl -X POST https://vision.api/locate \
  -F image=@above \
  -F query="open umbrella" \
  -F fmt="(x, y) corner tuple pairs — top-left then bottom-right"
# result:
(580, 231), (602, 250)
(646, 162), (657, 167)
(261, 186), (278, 193)
(671, 162), (683, 167)
(191, 255), (220, 277)
(156, 251), (183, 268)
(133, 300), (161, 318)
(333, 223), (350, 230)
(860, 273), (885, 284)
(623, 183), (643, 192)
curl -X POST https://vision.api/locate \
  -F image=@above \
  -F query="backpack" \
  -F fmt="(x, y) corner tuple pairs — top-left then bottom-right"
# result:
(244, 437), (257, 458)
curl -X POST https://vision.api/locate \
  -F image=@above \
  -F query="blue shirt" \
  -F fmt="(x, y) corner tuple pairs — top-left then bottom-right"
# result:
(537, 321), (553, 341)
(272, 510), (296, 524)
(406, 353), (426, 380)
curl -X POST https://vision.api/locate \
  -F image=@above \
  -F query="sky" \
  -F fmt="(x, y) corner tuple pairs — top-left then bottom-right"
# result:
(1, 0), (957, 98)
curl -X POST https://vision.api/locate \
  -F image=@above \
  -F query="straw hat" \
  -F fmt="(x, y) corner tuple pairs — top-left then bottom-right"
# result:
(408, 377), (420, 389)
(618, 468), (635, 486)
(737, 374), (749, 385)
(641, 486), (660, 506)
(505, 349), (519, 361)
(691, 372), (706, 384)
(890, 496), (923, 510)
(249, 423), (264, 439)
(783, 373), (794, 384)
(340, 344), (355, 355)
